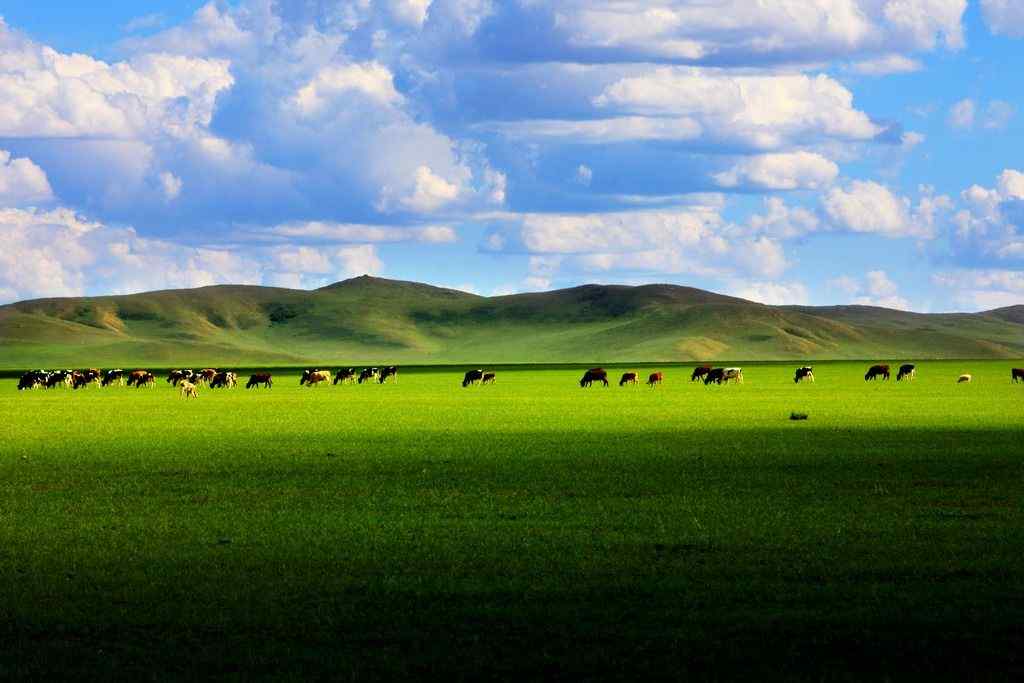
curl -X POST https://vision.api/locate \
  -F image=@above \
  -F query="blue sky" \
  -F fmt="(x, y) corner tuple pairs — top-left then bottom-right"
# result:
(1, 1), (1023, 311)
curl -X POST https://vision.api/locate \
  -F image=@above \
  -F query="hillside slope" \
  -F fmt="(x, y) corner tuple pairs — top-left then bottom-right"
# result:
(1, 276), (1021, 367)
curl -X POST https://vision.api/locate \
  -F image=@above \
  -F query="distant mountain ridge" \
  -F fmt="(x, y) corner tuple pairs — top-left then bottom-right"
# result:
(1, 276), (1021, 367)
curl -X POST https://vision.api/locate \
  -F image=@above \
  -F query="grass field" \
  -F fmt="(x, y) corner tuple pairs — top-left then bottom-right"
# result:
(2, 360), (1023, 680)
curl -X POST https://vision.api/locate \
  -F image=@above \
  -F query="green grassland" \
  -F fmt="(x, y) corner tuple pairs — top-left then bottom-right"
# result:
(3, 276), (1023, 367)
(2, 361), (1023, 679)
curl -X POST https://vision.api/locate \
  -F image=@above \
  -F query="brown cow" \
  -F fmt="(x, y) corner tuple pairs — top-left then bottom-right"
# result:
(619, 371), (639, 387)
(647, 372), (664, 387)
(580, 368), (608, 388)
(134, 372), (156, 389)
(865, 364), (890, 381)
(246, 373), (273, 389)
(301, 369), (331, 387)
(126, 370), (150, 387)
(691, 366), (711, 382)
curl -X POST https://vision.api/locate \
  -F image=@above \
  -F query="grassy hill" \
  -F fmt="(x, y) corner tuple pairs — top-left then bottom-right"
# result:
(1, 276), (1022, 367)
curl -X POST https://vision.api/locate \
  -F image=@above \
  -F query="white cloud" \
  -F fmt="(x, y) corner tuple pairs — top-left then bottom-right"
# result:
(390, 0), (434, 27)
(158, 172), (182, 201)
(729, 280), (809, 306)
(0, 151), (54, 204)
(714, 152), (838, 190)
(293, 62), (402, 114)
(593, 69), (881, 149)
(983, 100), (1015, 130)
(981, 0), (1024, 38)
(259, 221), (457, 243)
(823, 180), (935, 238)
(828, 269), (910, 309)
(575, 164), (593, 186)
(849, 54), (922, 75)
(933, 269), (1024, 311)
(948, 98), (976, 129)
(487, 116), (703, 143)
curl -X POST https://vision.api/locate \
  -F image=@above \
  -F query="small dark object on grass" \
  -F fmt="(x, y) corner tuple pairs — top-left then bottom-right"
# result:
(790, 412), (809, 421)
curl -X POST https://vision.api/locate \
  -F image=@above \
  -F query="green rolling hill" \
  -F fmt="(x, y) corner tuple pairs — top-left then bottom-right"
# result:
(0, 275), (1021, 367)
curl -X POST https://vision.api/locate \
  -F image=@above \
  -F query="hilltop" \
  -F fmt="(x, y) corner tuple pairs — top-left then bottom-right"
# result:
(1, 276), (1021, 367)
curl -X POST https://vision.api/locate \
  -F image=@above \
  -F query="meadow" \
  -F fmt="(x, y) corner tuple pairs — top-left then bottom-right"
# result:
(2, 360), (1023, 680)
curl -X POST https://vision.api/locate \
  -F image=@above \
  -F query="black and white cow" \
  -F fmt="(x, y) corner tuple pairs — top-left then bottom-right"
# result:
(794, 366), (814, 383)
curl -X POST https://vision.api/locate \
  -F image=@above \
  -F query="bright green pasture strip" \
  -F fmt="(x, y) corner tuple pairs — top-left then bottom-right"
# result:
(1, 361), (1023, 679)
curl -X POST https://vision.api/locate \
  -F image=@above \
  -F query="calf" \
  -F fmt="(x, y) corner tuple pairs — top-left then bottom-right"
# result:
(481, 372), (496, 385)
(179, 380), (198, 399)
(794, 366), (814, 383)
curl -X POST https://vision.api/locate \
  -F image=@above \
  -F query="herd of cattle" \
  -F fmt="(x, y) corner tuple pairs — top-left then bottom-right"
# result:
(15, 364), (1024, 395)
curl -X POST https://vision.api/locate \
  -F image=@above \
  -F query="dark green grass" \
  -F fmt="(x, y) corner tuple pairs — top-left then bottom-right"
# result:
(2, 361), (1023, 680)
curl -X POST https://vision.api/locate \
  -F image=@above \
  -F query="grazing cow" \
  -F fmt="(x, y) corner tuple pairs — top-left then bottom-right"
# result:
(126, 370), (149, 387)
(358, 367), (379, 384)
(17, 371), (45, 390)
(723, 367), (744, 384)
(647, 372), (664, 387)
(136, 372), (156, 389)
(333, 368), (357, 385)
(794, 366), (814, 383)
(102, 369), (124, 387)
(179, 380), (198, 399)
(958, 374), (972, 384)
(71, 371), (97, 390)
(378, 366), (398, 384)
(1013, 368), (1024, 383)
(210, 371), (237, 389)
(462, 369), (484, 387)
(197, 369), (218, 386)
(580, 368), (609, 388)
(482, 372), (496, 385)
(619, 371), (640, 387)
(691, 366), (712, 382)
(864, 364), (890, 381)
(704, 368), (726, 385)
(45, 370), (71, 389)
(300, 369), (332, 387)
(897, 364), (916, 382)
(246, 373), (273, 389)
(167, 369), (193, 386)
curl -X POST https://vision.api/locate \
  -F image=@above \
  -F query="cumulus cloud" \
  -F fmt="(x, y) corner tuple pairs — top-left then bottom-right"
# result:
(0, 151), (54, 205)
(823, 180), (938, 238)
(0, 206), (390, 303)
(981, 0), (1024, 38)
(255, 220), (457, 244)
(826, 269), (910, 309)
(950, 169), (1024, 263)
(933, 269), (1024, 311)
(713, 152), (838, 190)
(948, 98), (976, 129)
(729, 280), (809, 306)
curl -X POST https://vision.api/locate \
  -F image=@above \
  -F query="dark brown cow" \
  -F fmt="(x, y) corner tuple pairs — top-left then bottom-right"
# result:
(896, 364), (916, 382)
(647, 371), (664, 387)
(481, 372), (496, 385)
(580, 368), (608, 388)
(1014, 368), (1024, 383)
(333, 368), (356, 385)
(865, 364), (890, 381)
(462, 369), (484, 387)
(691, 366), (712, 382)
(704, 368), (726, 385)
(378, 366), (398, 384)
(246, 373), (272, 389)
(197, 369), (217, 385)
(619, 371), (639, 386)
